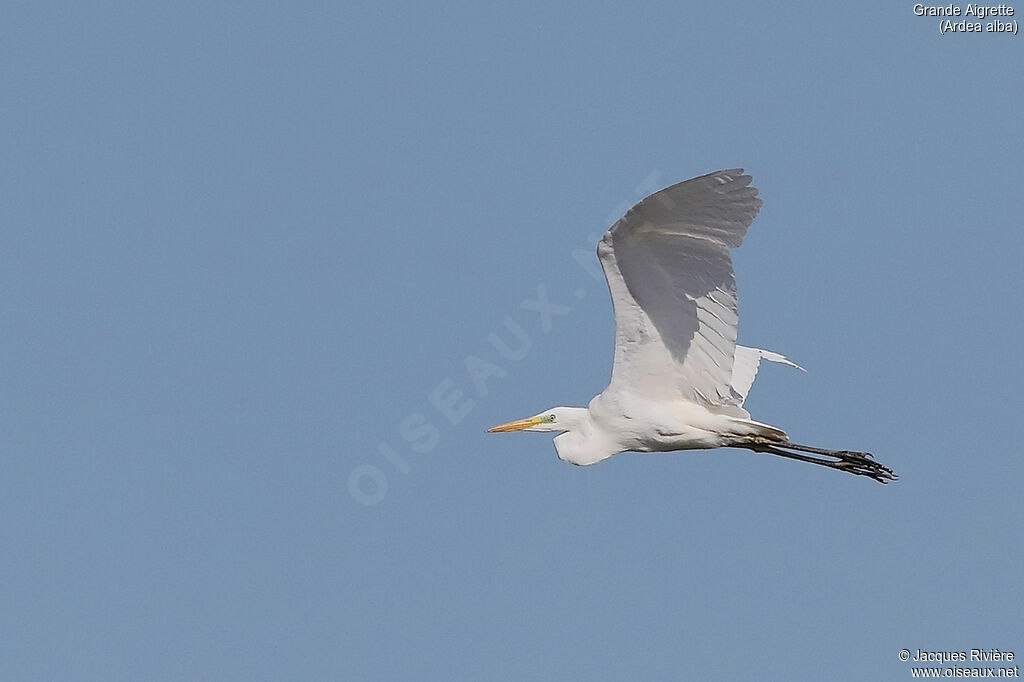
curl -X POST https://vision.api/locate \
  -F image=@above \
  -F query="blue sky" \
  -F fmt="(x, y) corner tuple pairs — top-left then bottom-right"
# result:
(2, 2), (1022, 680)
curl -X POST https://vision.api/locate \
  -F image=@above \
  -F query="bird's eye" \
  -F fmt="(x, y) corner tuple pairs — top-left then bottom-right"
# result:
(545, 414), (556, 422)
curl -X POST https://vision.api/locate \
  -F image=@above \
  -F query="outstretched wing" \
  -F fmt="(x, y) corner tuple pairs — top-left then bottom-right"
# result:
(598, 169), (762, 407)
(729, 346), (804, 407)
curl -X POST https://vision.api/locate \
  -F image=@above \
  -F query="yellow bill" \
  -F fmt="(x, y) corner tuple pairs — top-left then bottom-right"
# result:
(486, 416), (546, 432)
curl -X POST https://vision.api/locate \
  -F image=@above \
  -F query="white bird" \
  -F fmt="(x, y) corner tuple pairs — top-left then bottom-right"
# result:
(488, 169), (895, 483)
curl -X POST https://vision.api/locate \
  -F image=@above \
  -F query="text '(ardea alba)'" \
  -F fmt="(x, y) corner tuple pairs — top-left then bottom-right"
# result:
(488, 169), (895, 483)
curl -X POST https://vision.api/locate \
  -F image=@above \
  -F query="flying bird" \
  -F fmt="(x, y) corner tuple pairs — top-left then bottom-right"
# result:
(488, 169), (895, 483)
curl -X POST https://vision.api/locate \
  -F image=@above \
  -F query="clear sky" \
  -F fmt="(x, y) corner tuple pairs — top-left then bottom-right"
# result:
(2, 2), (1022, 680)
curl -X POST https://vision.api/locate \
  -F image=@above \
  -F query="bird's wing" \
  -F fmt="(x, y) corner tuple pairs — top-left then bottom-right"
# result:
(598, 169), (762, 406)
(729, 346), (804, 407)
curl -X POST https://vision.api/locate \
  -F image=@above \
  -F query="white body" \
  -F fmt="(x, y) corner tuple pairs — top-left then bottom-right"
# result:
(551, 355), (796, 465)
(490, 170), (803, 466)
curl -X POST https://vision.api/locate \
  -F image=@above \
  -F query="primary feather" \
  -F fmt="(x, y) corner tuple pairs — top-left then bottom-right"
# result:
(598, 169), (762, 409)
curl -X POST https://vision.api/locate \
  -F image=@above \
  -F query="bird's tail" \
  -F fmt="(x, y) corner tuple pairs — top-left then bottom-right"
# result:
(720, 417), (789, 443)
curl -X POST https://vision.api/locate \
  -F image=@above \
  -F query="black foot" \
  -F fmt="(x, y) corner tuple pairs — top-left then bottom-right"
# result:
(829, 450), (897, 483)
(751, 441), (897, 484)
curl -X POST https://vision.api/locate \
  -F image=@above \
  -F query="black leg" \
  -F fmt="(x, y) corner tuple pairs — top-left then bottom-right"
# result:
(746, 441), (897, 484)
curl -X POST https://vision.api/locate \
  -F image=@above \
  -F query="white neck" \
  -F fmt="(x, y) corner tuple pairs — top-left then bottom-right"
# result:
(552, 407), (619, 466)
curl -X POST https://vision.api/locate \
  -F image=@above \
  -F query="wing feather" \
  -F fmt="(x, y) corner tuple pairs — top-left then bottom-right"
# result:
(598, 169), (762, 406)
(729, 346), (804, 406)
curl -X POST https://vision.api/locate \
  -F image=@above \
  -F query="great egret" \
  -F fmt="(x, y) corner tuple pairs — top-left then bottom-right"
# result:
(488, 169), (895, 483)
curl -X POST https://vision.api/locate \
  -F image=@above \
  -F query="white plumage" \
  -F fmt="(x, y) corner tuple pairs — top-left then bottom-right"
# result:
(729, 346), (804, 408)
(488, 170), (895, 483)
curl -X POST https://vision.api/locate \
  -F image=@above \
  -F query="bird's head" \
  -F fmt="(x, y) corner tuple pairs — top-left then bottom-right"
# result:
(487, 406), (582, 433)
